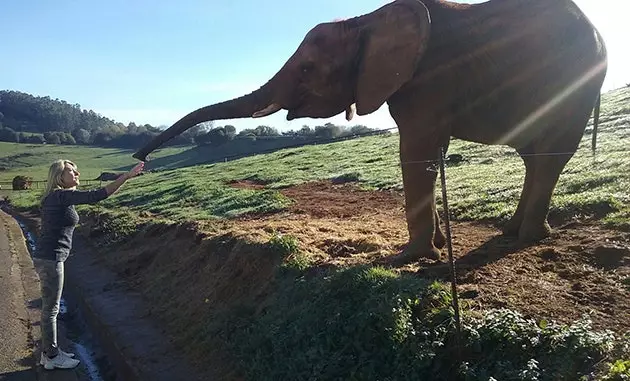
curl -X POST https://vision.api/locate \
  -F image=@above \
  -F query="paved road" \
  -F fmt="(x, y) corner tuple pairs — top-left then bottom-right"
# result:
(0, 210), (78, 381)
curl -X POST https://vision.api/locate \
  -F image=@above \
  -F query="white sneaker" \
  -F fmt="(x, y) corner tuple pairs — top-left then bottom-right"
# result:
(39, 349), (75, 365)
(61, 349), (75, 358)
(39, 350), (75, 366)
(40, 352), (80, 370)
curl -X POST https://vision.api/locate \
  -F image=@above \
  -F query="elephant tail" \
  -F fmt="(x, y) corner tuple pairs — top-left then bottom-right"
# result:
(591, 93), (601, 154)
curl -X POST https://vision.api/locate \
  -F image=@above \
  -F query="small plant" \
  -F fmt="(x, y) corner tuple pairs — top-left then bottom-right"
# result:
(267, 231), (299, 257)
(12, 175), (32, 190)
(331, 172), (361, 184)
(603, 359), (630, 380)
(282, 251), (310, 272)
(268, 231), (310, 272)
(460, 309), (627, 381)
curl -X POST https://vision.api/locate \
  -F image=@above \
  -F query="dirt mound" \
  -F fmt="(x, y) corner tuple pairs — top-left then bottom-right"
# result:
(415, 223), (630, 333)
(228, 180), (630, 332)
(228, 179), (406, 219)
(226, 179), (268, 189)
(279, 180), (405, 218)
(71, 180), (630, 378)
(78, 218), (281, 380)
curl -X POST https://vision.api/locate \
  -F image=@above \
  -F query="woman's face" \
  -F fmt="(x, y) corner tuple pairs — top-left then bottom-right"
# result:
(61, 163), (80, 188)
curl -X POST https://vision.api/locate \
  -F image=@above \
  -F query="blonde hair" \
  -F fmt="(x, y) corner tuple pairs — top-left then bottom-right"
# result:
(41, 159), (78, 203)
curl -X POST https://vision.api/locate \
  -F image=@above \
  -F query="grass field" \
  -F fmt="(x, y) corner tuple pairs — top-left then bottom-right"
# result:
(3, 87), (630, 230)
(0, 143), (188, 183)
(3, 87), (630, 380)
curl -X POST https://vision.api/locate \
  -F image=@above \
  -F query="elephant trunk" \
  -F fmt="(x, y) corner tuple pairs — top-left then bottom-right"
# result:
(132, 84), (277, 161)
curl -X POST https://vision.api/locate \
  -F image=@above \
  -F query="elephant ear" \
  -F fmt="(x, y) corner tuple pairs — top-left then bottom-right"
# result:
(354, 0), (431, 115)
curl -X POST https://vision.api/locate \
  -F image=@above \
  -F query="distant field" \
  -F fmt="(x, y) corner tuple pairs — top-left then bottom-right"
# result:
(0, 143), (189, 183)
(90, 87), (630, 229)
(3, 87), (630, 229)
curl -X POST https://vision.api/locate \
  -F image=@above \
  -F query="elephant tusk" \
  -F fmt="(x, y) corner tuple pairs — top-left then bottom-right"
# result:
(252, 103), (282, 118)
(345, 103), (356, 121)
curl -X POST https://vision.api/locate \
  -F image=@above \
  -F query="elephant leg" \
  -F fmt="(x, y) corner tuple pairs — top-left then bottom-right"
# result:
(517, 154), (569, 241)
(518, 102), (592, 242)
(503, 151), (535, 236)
(434, 210), (446, 249)
(397, 142), (442, 262)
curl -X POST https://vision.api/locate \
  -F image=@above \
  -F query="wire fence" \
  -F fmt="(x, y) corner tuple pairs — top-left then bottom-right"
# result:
(176, 110), (628, 169)
(0, 179), (102, 191)
(430, 139), (629, 360)
(2, 108), (628, 192)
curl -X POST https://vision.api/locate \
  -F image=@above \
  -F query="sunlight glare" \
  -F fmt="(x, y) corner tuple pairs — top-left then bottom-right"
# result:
(496, 59), (608, 146)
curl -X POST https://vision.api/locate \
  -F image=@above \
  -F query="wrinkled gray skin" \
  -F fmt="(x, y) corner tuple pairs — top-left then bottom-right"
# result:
(134, 0), (607, 262)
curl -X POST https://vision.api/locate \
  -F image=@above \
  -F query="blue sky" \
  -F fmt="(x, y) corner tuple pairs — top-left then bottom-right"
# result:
(2, 0), (628, 132)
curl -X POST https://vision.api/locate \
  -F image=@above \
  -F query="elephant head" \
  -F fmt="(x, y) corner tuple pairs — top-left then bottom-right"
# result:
(133, 0), (431, 161)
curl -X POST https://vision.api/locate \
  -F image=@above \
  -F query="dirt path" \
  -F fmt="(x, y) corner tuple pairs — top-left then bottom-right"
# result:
(0, 209), (82, 381)
(0, 210), (37, 379)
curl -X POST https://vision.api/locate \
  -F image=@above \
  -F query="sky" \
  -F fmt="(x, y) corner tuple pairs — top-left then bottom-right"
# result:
(1, 0), (628, 133)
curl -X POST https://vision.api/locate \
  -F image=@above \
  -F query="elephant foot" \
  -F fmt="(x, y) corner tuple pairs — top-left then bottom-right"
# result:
(434, 228), (446, 249)
(394, 240), (442, 265)
(518, 221), (552, 243)
(502, 217), (522, 237)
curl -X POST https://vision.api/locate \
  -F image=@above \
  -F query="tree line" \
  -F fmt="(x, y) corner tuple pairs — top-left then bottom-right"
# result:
(0, 90), (384, 149)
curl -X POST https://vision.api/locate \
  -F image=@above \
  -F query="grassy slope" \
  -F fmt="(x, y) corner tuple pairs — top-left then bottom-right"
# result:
(28, 87), (627, 229)
(0, 143), (188, 182)
(3, 87), (630, 380)
(4, 87), (629, 228)
(0, 143), (188, 207)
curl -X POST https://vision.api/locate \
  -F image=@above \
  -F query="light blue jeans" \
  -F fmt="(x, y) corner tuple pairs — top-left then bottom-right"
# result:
(33, 258), (64, 358)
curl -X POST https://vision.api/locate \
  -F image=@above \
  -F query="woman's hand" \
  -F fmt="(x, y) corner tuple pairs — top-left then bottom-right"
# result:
(125, 162), (145, 180)
(105, 162), (145, 196)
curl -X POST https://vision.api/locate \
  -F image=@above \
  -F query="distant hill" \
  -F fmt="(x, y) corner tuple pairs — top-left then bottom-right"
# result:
(0, 90), (190, 148)
(0, 90), (121, 133)
(0, 90), (385, 151)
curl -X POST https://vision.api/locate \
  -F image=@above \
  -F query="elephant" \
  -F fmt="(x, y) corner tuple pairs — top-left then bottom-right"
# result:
(133, 0), (607, 262)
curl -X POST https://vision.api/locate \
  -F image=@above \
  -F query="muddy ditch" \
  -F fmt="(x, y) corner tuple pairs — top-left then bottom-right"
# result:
(5, 207), (215, 381)
(9, 211), (113, 381)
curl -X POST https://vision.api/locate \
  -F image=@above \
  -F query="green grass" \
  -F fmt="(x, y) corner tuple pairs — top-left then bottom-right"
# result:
(3, 87), (630, 229)
(0, 142), (188, 183)
(204, 263), (628, 381)
(99, 89), (630, 229)
(0, 142), (189, 207)
(4, 88), (628, 381)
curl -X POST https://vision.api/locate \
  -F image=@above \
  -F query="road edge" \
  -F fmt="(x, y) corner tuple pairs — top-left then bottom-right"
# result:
(1, 209), (81, 381)
(3, 206), (213, 381)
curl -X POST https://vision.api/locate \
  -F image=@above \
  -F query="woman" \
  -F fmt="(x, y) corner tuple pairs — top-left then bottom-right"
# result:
(34, 159), (144, 370)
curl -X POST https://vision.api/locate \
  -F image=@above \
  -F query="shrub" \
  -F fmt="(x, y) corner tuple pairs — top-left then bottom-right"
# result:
(12, 175), (33, 190)
(210, 266), (629, 381)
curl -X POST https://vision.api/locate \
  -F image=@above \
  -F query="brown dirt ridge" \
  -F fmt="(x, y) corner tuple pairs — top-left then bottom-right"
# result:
(55, 179), (630, 378)
(247, 180), (629, 333)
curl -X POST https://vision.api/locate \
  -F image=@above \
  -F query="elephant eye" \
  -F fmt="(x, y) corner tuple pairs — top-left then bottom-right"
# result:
(301, 62), (315, 74)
